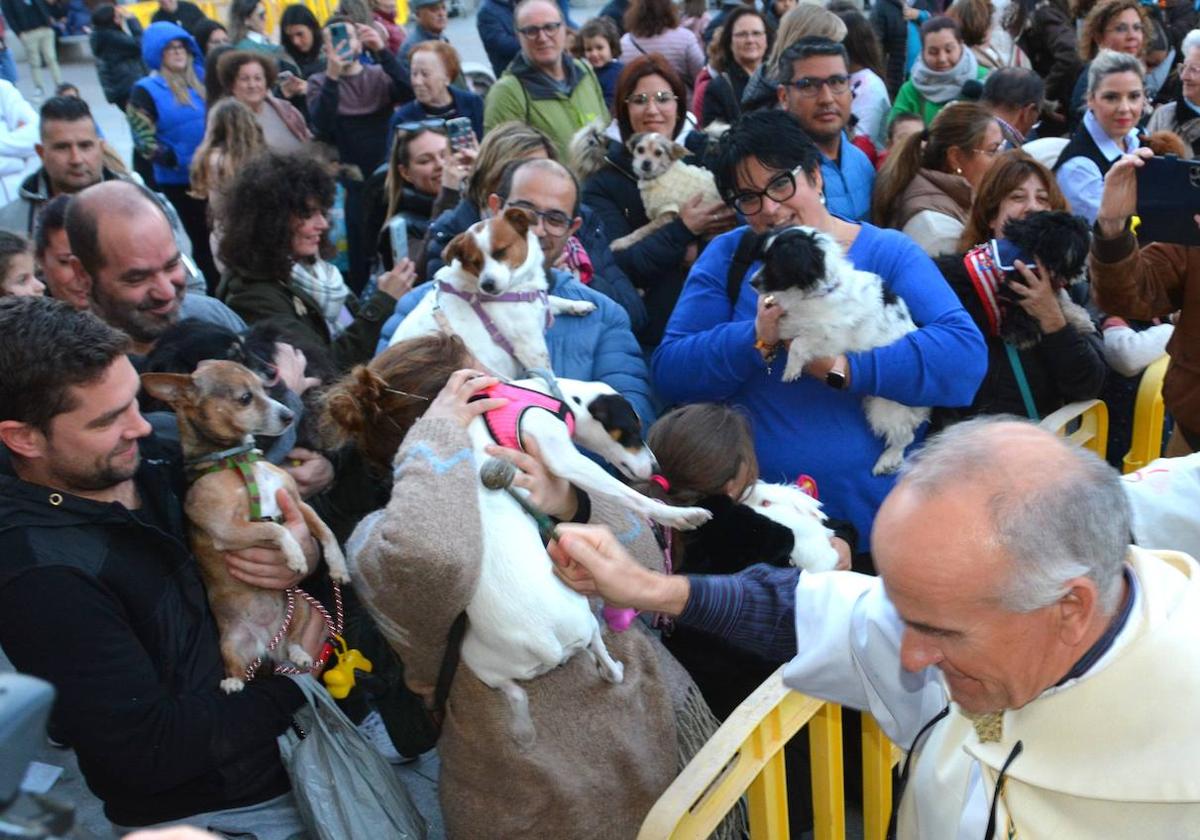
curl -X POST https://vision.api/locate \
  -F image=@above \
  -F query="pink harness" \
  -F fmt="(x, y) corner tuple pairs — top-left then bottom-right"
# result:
(471, 382), (575, 450)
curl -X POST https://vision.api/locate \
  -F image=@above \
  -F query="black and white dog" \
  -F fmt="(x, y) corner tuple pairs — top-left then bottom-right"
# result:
(750, 226), (929, 475)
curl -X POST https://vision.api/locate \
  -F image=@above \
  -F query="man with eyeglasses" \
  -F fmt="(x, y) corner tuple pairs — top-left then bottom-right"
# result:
(483, 0), (608, 157)
(775, 38), (875, 222)
(384, 157), (655, 423)
(477, 0), (579, 77)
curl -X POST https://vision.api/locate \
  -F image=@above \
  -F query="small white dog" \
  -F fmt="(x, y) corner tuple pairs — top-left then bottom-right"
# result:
(388, 208), (595, 378)
(750, 226), (930, 475)
(742, 481), (841, 573)
(463, 376), (711, 743)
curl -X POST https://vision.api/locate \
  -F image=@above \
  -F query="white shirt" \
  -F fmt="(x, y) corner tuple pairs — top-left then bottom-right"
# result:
(1056, 110), (1140, 225)
(850, 68), (891, 149)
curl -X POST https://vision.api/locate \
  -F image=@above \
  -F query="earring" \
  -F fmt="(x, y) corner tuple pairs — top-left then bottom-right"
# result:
(955, 167), (963, 175)
(819, 192), (827, 206)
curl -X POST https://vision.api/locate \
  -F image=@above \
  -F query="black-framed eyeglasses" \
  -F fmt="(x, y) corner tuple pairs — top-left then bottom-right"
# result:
(394, 118), (446, 136)
(504, 200), (572, 235)
(729, 166), (803, 215)
(625, 91), (677, 106)
(784, 74), (851, 98)
(516, 21), (563, 38)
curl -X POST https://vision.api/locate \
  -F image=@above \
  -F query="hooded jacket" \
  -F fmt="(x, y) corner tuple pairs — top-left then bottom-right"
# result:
(483, 52), (609, 157)
(0, 438), (307, 827)
(131, 22), (206, 186)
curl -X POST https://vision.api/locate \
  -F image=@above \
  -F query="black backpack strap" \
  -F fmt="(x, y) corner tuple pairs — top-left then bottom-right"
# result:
(726, 228), (763, 307)
(430, 611), (468, 730)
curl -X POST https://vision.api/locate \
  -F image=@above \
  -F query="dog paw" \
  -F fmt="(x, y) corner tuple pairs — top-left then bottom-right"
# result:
(287, 643), (313, 668)
(324, 549), (351, 583)
(220, 678), (245, 694)
(657, 505), (713, 531)
(600, 659), (624, 684)
(284, 549), (309, 576)
(871, 450), (905, 476)
(563, 301), (597, 316)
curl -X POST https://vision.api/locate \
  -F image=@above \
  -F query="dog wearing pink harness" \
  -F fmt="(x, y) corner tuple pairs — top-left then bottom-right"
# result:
(472, 381), (576, 451)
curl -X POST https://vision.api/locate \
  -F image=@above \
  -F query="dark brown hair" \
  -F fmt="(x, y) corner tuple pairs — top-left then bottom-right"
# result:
(624, 0), (679, 38)
(646, 403), (759, 506)
(217, 49), (277, 95)
(957, 149), (1068, 250)
(323, 333), (471, 470)
(613, 53), (687, 141)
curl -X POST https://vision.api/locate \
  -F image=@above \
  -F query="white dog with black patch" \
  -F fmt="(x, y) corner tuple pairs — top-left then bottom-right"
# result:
(750, 226), (930, 475)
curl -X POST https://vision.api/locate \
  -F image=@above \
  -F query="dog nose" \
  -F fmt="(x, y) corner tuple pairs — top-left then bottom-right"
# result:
(278, 407), (294, 425)
(481, 278), (497, 294)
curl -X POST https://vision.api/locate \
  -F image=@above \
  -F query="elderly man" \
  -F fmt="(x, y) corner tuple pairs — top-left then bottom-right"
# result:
(982, 67), (1045, 148)
(776, 38), (875, 222)
(383, 157), (655, 422)
(483, 0), (607, 156)
(552, 417), (1200, 836)
(65, 181), (244, 354)
(399, 0), (450, 62)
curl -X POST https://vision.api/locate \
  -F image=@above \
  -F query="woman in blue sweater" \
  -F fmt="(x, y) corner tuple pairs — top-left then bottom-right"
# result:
(652, 110), (986, 552)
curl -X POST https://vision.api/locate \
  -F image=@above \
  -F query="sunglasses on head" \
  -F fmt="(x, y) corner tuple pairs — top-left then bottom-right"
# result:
(394, 118), (447, 136)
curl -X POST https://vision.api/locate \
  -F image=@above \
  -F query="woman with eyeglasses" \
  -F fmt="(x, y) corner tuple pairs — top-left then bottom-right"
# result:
(619, 0), (705, 90)
(218, 150), (416, 371)
(363, 122), (468, 280)
(583, 55), (737, 345)
(934, 151), (1107, 424)
(654, 108), (985, 556)
(737, 4), (845, 115)
(887, 16), (989, 127)
(700, 6), (773, 127)
(387, 41), (484, 142)
(1065, 0), (1147, 127)
(1054, 50), (1144, 224)
(228, 0), (283, 55)
(874, 101), (1003, 256)
(1146, 29), (1200, 155)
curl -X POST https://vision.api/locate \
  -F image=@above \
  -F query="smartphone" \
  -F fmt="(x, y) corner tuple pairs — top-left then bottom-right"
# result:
(278, 69), (296, 83)
(388, 216), (408, 264)
(446, 116), (476, 153)
(328, 22), (352, 59)
(1136, 155), (1200, 246)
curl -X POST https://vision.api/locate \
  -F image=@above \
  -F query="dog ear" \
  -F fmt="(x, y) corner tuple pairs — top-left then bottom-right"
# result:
(626, 132), (645, 155)
(444, 230), (483, 275)
(585, 393), (643, 448)
(140, 372), (195, 406)
(501, 206), (532, 239)
(670, 142), (690, 161)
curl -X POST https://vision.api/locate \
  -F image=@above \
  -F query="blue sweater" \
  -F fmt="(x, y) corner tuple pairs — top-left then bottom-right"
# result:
(379, 268), (656, 423)
(652, 223), (986, 549)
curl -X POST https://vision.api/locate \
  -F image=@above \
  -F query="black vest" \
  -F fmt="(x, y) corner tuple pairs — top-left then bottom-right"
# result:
(1053, 119), (1138, 174)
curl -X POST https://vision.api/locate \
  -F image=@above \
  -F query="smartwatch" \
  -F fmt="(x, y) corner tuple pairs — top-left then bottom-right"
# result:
(825, 359), (848, 390)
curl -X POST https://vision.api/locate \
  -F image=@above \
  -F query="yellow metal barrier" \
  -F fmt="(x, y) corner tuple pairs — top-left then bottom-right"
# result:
(1039, 398), (1109, 460)
(1123, 354), (1170, 474)
(638, 666), (900, 840)
(125, 0), (407, 39)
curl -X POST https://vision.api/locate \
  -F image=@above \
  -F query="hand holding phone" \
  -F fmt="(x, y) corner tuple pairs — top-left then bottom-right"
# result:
(445, 117), (476, 153)
(388, 216), (408, 265)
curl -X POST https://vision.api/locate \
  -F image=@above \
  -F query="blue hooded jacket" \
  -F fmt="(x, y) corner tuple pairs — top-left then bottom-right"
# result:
(133, 22), (206, 186)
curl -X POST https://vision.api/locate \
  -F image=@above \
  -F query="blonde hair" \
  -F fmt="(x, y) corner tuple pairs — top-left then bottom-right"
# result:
(767, 4), (848, 68)
(465, 121), (556, 210)
(160, 47), (205, 107)
(189, 98), (265, 198)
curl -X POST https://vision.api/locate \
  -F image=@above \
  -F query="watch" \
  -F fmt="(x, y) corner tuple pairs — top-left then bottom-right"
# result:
(825, 359), (848, 390)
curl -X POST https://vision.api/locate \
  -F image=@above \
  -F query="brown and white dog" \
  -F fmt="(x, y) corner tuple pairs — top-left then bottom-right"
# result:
(142, 360), (349, 693)
(388, 208), (596, 378)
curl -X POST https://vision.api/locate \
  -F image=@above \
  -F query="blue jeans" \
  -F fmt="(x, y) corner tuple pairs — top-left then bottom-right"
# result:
(0, 45), (19, 84)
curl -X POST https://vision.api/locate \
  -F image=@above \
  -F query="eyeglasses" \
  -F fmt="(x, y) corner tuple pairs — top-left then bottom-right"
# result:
(1182, 63), (1200, 77)
(504, 200), (573, 235)
(624, 90), (677, 106)
(394, 118), (446, 135)
(732, 29), (766, 39)
(971, 145), (1002, 158)
(516, 21), (563, 38)
(729, 166), (803, 215)
(1106, 22), (1143, 35)
(163, 42), (188, 52)
(784, 74), (851, 97)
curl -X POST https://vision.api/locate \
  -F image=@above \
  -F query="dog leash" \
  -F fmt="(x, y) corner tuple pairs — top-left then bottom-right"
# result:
(244, 580), (345, 682)
(434, 280), (553, 364)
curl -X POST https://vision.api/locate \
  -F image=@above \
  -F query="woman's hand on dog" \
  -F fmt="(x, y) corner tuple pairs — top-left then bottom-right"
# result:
(485, 434), (578, 520)
(224, 489), (318, 589)
(424, 369), (508, 427)
(680, 194), (738, 239)
(273, 342), (321, 396)
(284, 447), (335, 498)
(549, 525), (691, 616)
(377, 258), (418, 301)
(1010, 259), (1067, 334)
(1097, 147), (1152, 239)
(755, 291), (786, 348)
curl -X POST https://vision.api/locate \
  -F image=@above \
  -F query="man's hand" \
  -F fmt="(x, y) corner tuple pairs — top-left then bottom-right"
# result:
(549, 524), (690, 615)
(485, 433), (578, 520)
(224, 489), (318, 589)
(1096, 147), (1152, 239)
(295, 599), (332, 676)
(284, 447), (335, 498)
(1010, 259), (1068, 333)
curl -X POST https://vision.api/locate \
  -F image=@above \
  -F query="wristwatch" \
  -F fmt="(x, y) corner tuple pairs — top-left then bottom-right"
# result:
(825, 358), (848, 390)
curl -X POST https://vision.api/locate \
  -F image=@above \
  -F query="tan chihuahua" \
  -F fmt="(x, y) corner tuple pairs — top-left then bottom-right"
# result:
(142, 360), (349, 693)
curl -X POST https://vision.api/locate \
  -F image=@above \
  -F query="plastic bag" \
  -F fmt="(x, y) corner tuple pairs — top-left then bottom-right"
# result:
(277, 676), (428, 840)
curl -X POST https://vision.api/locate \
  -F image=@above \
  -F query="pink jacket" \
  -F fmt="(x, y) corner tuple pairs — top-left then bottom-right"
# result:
(619, 26), (704, 87)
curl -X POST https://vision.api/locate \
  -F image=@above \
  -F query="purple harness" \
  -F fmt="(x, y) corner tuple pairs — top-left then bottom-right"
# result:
(435, 280), (553, 362)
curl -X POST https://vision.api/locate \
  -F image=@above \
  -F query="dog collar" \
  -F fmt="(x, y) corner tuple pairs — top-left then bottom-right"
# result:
(434, 280), (553, 362)
(187, 446), (277, 522)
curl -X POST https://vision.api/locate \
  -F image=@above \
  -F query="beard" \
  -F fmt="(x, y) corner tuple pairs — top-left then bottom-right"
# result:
(90, 283), (182, 344)
(47, 440), (142, 493)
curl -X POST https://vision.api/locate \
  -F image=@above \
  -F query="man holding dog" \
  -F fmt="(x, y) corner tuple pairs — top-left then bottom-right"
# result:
(0, 296), (331, 835)
(552, 417), (1200, 836)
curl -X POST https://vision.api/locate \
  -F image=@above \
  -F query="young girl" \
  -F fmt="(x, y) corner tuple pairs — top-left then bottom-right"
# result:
(0, 232), (44, 298)
(577, 17), (623, 110)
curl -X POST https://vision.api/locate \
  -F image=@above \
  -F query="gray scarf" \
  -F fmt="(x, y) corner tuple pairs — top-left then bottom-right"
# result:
(910, 48), (979, 105)
(289, 258), (350, 337)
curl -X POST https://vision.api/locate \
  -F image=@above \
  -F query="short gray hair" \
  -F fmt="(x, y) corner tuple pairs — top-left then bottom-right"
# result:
(1087, 48), (1145, 95)
(1182, 28), (1200, 58)
(899, 416), (1130, 615)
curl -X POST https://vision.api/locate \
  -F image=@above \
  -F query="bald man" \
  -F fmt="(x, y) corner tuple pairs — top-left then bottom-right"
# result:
(65, 180), (243, 356)
(551, 417), (1200, 837)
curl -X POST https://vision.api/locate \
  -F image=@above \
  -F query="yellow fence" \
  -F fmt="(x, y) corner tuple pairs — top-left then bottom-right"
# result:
(125, 0), (408, 40)
(639, 667), (901, 840)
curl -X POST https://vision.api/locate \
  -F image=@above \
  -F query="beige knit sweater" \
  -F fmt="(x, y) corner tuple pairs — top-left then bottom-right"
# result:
(348, 417), (731, 840)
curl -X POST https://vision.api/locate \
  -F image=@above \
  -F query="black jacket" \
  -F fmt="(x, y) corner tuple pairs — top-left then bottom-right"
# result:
(701, 64), (749, 127)
(0, 438), (309, 827)
(872, 0), (933, 96)
(90, 20), (146, 105)
(151, 0), (207, 31)
(936, 254), (1107, 422)
(0, 0), (54, 34)
(1017, 0), (1082, 114)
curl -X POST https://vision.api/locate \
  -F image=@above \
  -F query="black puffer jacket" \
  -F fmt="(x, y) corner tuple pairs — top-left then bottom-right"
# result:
(936, 253), (1107, 422)
(90, 20), (147, 106)
(1017, 0), (1082, 115)
(0, 438), (319, 827)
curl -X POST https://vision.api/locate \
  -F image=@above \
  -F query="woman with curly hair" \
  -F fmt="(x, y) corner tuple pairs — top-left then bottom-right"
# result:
(619, 0), (705, 89)
(216, 151), (416, 370)
(217, 50), (311, 153)
(1065, 0), (1148, 126)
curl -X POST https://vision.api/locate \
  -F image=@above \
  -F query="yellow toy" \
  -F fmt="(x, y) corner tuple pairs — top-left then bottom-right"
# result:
(322, 635), (373, 699)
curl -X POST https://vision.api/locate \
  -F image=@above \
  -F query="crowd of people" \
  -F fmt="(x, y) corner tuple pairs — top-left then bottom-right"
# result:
(0, 0), (1198, 836)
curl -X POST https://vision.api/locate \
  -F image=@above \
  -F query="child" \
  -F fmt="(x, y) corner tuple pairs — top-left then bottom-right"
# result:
(0, 231), (44, 297)
(577, 17), (623, 111)
(876, 111), (924, 170)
